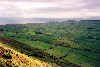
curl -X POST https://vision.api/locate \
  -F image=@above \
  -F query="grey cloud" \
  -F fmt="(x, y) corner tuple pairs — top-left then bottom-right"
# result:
(2, 0), (100, 10)
(80, 0), (100, 9)
(1, 0), (57, 3)
(33, 7), (82, 13)
(21, 6), (83, 14)
(0, 5), (22, 17)
(0, 0), (100, 18)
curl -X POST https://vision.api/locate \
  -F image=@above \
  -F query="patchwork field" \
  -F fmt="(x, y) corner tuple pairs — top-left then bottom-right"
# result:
(0, 20), (100, 67)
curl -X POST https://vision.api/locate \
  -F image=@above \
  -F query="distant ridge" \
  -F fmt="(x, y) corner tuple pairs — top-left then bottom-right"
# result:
(0, 17), (100, 25)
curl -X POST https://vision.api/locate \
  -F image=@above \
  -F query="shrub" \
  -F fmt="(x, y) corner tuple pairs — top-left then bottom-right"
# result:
(3, 52), (12, 59)
(0, 59), (6, 67)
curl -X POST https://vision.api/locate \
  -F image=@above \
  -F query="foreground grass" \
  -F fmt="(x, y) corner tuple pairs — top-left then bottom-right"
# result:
(0, 42), (60, 67)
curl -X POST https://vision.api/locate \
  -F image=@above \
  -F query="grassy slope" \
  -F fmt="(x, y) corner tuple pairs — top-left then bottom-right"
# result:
(0, 42), (60, 67)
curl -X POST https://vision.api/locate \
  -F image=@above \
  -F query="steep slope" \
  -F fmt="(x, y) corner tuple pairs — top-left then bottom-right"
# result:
(0, 42), (59, 67)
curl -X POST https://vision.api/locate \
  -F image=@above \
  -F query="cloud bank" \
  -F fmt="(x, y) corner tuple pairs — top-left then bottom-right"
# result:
(0, 0), (100, 19)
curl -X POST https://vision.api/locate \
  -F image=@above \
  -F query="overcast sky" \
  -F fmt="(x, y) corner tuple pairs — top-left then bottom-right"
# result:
(0, 0), (100, 19)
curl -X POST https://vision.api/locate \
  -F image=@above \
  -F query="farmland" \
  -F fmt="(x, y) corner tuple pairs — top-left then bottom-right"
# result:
(0, 20), (100, 67)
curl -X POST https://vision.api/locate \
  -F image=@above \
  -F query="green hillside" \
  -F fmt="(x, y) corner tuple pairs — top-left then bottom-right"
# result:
(0, 20), (100, 67)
